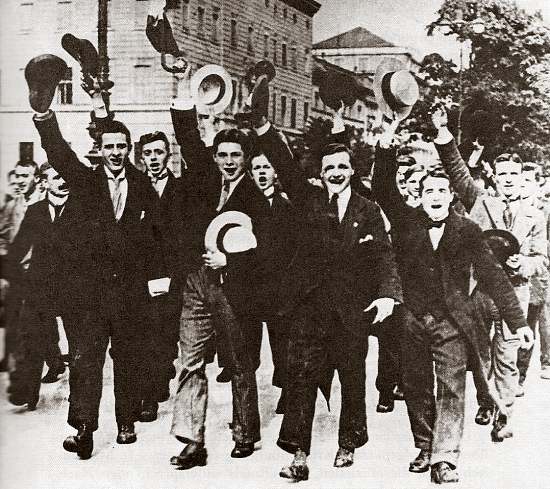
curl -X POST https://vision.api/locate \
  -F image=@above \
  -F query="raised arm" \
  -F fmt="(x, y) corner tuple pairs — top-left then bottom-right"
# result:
(431, 107), (483, 212)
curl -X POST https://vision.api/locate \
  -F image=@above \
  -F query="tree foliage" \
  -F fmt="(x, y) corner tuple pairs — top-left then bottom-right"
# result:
(404, 0), (550, 165)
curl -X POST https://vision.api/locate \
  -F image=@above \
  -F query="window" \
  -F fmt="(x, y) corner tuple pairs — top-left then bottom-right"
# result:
(197, 6), (205, 38)
(274, 3), (277, 15)
(303, 102), (309, 125)
(263, 34), (269, 59)
(314, 91), (320, 108)
(231, 79), (238, 108)
(133, 57), (155, 101)
(272, 92), (277, 121)
(57, 67), (73, 105)
(283, 8), (287, 20)
(272, 39), (277, 65)
(181, 0), (190, 30)
(280, 95), (287, 126)
(293, 13), (297, 23)
(281, 43), (287, 67)
(212, 7), (220, 43)
(56, 1), (73, 31)
(290, 98), (296, 128)
(247, 27), (254, 55)
(166, 0), (181, 8)
(265, 0), (269, 7)
(291, 46), (297, 70)
(357, 105), (362, 115)
(306, 18), (310, 29)
(19, 2), (34, 34)
(19, 142), (34, 163)
(231, 18), (238, 47)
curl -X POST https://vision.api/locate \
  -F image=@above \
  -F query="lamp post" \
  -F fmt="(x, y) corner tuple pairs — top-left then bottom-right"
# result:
(85, 0), (113, 167)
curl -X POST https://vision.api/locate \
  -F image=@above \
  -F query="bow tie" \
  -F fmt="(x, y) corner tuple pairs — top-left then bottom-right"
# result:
(151, 173), (168, 184)
(427, 220), (446, 229)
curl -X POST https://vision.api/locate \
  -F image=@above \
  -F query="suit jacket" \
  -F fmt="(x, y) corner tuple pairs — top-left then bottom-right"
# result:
(256, 124), (403, 338)
(171, 107), (271, 315)
(3, 198), (76, 315)
(34, 113), (162, 313)
(435, 139), (547, 280)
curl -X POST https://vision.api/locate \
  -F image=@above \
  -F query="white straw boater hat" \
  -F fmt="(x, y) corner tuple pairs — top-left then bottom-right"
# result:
(204, 211), (257, 254)
(373, 57), (419, 121)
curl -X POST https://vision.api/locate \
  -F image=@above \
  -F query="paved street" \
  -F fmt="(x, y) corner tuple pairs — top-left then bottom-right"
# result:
(1, 333), (549, 489)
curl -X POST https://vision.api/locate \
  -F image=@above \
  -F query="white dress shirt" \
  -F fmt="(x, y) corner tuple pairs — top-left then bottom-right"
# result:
(428, 225), (445, 250)
(104, 166), (128, 220)
(328, 185), (352, 222)
(150, 169), (169, 197)
(47, 194), (68, 222)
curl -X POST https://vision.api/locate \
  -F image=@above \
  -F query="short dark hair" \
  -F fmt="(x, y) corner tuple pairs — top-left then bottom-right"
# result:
(419, 170), (451, 194)
(213, 129), (251, 159)
(396, 155), (417, 168)
(15, 159), (39, 174)
(493, 153), (523, 170)
(97, 119), (132, 148)
(320, 143), (352, 161)
(522, 161), (540, 174)
(139, 131), (170, 152)
(7, 169), (16, 180)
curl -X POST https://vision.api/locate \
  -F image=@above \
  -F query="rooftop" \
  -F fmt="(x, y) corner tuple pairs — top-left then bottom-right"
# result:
(313, 26), (396, 50)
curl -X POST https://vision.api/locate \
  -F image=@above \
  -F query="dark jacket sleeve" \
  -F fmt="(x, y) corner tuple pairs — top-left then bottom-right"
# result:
(3, 206), (36, 283)
(473, 225), (528, 333)
(33, 112), (93, 188)
(435, 138), (484, 213)
(372, 144), (408, 226)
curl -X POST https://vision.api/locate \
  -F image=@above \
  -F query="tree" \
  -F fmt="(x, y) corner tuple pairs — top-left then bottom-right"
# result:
(405, 0), (550, 165)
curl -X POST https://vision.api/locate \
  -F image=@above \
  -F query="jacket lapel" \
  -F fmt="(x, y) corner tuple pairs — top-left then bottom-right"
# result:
(341, 191), (366, 249)
(481, 196), (506, 230)
(511, 202), (535, 245)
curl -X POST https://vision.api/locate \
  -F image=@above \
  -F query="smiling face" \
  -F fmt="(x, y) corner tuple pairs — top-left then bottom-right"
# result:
(521, 170), (539, 200)
(406, 170), (424, 199)
(420, 175), (453, 221)
(43, 167), (69, 198)
(495, 160), (523, 199)
(320, 151), (354, 194)
(101, 132), (129, 174)
(14, 165), (38, 196)
(396, 165), (409, 196)
(141, 139), (169, 178)
(251, 154), (276, 192)
(214, 142), (247, 182)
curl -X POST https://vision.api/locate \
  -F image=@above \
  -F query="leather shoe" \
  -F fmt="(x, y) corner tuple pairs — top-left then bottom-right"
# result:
(170, 443), (207, 469)
(409, 448), (430, 473)
(63, 424), (93, 459)
(430, 461), (459, 484)
(376, 393), (394, 413)
(25, 55), (68, 113)
(475, 406), (494, 426)
(116, 423), (137, 444)
(490, 411), (513, 442)
(216, 367), (232, 383)
(279, 449), (309, 482)
(333, 447), (354, 468)
(139, 400), (158, 422)
(41, 364), (66, 383)
(230, 442), (254, 458)
(8, 391), (38, 411)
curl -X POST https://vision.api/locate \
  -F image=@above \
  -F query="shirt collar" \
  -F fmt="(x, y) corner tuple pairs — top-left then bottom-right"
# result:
(264, 186), (275, 199)
(149, 168), (169, 183)
(328, 185), (351, 204)
(48, 193), (68, 207)
(224, 173), (245, 193)
(103, 165), (126, 181)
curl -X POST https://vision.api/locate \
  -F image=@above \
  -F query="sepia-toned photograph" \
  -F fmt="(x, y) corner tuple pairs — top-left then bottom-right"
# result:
(0, 0), (549, 488)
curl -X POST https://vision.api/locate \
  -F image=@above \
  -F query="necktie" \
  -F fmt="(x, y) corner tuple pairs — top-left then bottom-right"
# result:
(327, 193), (340, 235)
(503, 201), (513, 230)
(53, 204), (64, 221)
(111, 176), (124, 221)
(216, 181), (231, 211)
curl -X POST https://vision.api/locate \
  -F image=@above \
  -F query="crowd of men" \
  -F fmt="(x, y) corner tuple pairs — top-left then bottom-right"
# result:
(0, 47), (549, 486)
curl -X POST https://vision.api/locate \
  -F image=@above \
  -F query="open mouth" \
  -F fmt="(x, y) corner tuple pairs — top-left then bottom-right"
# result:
(258, 176), (267, 184)
(431, 204), (442, 209)
(224, 167), (237, 176)
(328, 176), (345, 185)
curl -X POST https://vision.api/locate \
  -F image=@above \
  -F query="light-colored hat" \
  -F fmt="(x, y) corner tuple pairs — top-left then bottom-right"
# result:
(204, 211), (257, 254)
(373, 58), (419, 121)
(191, 64), (234, 115)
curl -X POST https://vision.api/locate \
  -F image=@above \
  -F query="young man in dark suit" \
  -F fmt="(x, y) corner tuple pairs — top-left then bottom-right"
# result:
(30, 71), (164, 459)
(3, 163), (70, 408)
(372, 124), (534, 483)
(169, 78), (270, 468)
(251, 93), (402, 479)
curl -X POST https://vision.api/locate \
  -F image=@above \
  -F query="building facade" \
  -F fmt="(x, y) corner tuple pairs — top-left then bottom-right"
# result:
(0, 0), (320, 184)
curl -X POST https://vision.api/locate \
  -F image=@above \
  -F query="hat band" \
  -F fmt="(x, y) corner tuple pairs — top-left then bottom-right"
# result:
(216, 223), (241, 255)
(381, 72), (408, 111)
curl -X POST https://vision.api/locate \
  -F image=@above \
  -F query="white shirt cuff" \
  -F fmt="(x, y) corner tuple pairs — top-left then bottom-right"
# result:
(33, 109), (54, 121)
(255, 121), (271, 136)
(171, 98), (196, 111)
(434, 129), (454, 145)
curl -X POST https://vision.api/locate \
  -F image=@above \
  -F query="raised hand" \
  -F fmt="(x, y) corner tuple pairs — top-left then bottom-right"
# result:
(430, 104), (448, 130)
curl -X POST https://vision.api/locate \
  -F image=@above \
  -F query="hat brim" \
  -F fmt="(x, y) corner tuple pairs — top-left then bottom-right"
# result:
(190, 64), (234, 115)
(204, 211), (255, 254)
(373, 57), (414, 121)
(482, 229), (520, 263)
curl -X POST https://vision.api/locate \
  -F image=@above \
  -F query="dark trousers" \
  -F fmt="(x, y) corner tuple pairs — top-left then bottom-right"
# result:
(402, 312), (468, 467)
(65, 304), (145, 432)
(375, 314), (402, 396)
(139, 292), (181, 403)
(266, 316), (289, 389)
(278, 304), (368, 456)
(9, 302), (63, 400)
(171, 266), (261, 445)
